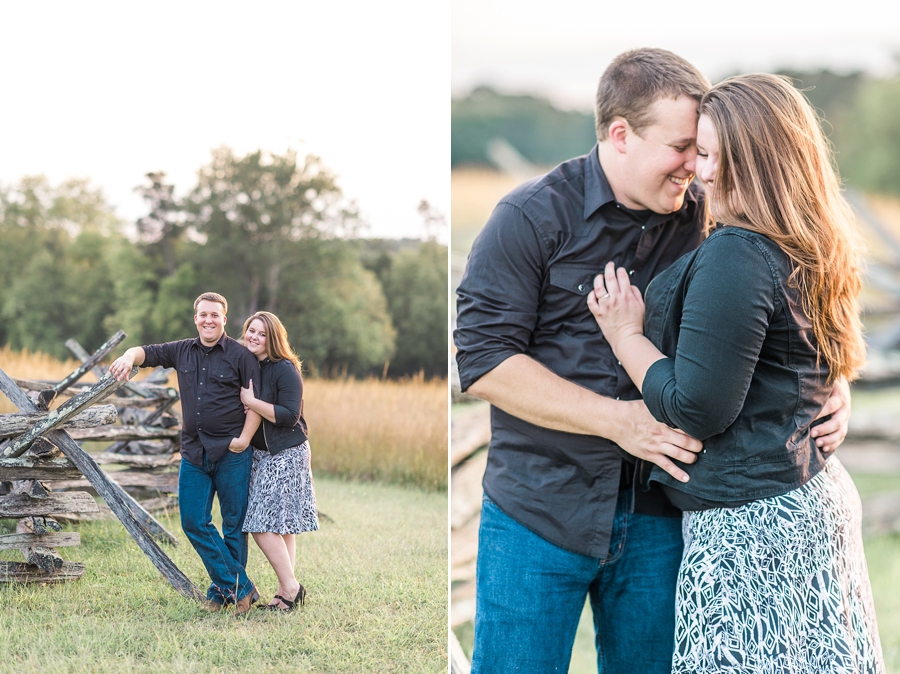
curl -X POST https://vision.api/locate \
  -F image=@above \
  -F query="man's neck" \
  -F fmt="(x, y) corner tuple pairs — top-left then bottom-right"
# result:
(596, 143), (634, 209)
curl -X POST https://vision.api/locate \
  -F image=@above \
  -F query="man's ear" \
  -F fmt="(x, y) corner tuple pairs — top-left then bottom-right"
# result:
(608, 119), (630, 154)
(222, 314), (227, 327)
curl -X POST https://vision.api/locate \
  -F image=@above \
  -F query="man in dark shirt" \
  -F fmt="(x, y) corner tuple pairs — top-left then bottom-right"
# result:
(454, 48), (852, 673)
(110, 292), (262, 615)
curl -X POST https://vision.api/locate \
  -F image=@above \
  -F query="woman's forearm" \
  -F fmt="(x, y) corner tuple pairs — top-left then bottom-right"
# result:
(614, 334), (666, 393)
(247, 398), (277, 424)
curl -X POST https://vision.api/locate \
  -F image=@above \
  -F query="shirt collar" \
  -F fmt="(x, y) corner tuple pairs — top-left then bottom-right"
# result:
(191, 333), (228, 350)
(583, 143), (700, 224)
(583, 145), (617, 220)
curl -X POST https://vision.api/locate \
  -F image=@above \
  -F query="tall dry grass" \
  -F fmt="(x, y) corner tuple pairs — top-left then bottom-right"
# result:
(0, 347), (448, 491)
(304, 375), (448, 491)
(0, 346), (84, 413)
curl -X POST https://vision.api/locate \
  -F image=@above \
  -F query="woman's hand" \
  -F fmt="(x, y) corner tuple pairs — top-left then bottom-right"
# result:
(587, 262), (646, 353)
(240, 380), (257, 409)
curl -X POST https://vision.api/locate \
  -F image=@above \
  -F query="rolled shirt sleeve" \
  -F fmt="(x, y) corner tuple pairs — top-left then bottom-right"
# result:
(454, 202), (548, 391)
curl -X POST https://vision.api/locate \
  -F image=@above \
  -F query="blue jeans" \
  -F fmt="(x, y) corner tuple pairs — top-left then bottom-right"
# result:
(178, 450), (254, 603)
(471, 491), (683, 674)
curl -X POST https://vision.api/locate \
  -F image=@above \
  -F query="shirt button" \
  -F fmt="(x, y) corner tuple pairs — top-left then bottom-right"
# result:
(629, 270), (634, 275)
(578, 284), (584, 291)
(615, 396), (620, 400)
(617, 361), (621, 365)
(641, 225), (645, 230)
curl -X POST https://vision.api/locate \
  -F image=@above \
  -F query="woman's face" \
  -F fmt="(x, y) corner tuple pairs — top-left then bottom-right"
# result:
(695, 114), (719, 195)
(243, 318), (268, 361)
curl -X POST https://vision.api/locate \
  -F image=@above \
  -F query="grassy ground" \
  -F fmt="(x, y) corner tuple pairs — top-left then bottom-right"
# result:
(0, 476), (447, 673)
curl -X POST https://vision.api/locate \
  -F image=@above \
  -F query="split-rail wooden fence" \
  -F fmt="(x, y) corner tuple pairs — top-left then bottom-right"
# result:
(0, 330), (201, 599)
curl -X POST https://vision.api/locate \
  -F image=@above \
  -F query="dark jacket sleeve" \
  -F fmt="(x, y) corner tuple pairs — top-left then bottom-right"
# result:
(454, 201), (548, 391)
(642, 232), (776, 440)
(271, 361), (302, 427)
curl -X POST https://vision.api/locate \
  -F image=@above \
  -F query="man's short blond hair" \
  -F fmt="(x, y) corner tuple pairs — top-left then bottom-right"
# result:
(595, 48), (710, 141)
(193, 292), (228, 314)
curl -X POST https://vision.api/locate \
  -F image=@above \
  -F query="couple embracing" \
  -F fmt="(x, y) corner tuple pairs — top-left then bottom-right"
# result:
(110, 292), (318, 615)
(455, 49), (885, 672)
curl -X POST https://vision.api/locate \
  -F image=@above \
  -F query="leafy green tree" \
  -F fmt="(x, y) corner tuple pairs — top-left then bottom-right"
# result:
(135, 171), (187, 276)
(274, 239), (395, 376)
(0, 177), (123, 357)
(383, 240), (448, 377)
(184, 146), (361, 320)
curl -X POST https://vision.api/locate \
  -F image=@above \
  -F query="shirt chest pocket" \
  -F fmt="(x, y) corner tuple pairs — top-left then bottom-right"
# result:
(209, 361), (239, 391)
(178, 365), (198, 392)
(544, 264), (601, 334)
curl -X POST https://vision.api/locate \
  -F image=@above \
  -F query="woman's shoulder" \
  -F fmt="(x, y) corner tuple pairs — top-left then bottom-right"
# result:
(270, 358), (302, 380)
(693, 226), (786, 294)
(699, 226), (784, 267)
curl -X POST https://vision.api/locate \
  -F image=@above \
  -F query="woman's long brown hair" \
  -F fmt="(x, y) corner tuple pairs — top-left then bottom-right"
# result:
(699, 73), (865, 383)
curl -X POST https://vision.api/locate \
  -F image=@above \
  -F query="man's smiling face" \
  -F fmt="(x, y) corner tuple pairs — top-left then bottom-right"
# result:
(194, 300), (227, 346)
(617, 95), (700, 214)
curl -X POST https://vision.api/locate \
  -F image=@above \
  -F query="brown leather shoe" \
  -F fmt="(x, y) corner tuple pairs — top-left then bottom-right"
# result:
(200, 599), (223, 613)
(233, 587), (259, 617)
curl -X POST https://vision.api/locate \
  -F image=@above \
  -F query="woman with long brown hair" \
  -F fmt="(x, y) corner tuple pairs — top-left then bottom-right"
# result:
(238, 311), (318, 611)
(589, 74), (883, 671)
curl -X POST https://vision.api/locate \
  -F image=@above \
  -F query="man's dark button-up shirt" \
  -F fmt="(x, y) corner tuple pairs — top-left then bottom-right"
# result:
(454, 146), (704, 558)
(142, 334), (260, 466)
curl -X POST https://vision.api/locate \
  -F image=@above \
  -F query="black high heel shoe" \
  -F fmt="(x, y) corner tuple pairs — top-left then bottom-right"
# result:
(262, 584), (306, 611)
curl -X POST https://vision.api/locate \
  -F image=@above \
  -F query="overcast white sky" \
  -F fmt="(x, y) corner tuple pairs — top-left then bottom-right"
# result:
(0, 2), (449, 242)
(453, 0), (900, 109)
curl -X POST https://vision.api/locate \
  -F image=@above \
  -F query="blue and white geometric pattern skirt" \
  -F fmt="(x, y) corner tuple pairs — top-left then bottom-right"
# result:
(242, 441), (320, 535)
(672, 457), (884, 673)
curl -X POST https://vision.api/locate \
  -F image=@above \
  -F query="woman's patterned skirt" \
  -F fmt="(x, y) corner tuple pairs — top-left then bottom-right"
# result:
(672, 456), (884, 674)
(242, 441), (320, 535)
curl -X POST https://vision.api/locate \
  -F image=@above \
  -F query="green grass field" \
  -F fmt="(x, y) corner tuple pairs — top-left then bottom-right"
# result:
(0, 477), (448, 673)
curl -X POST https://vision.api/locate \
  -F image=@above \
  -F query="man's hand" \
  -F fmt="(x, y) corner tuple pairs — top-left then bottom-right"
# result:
(109, 354), (136, 381)
(811, 376), (851, 453)
(109, 347), (145, 381)
(610, 400), (703, 483)
(228, 437), (250, 453)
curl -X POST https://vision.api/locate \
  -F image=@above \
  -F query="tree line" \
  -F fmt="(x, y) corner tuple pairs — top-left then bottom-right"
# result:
(452, 69), (900, 199)
(0, 147), (447, 379)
